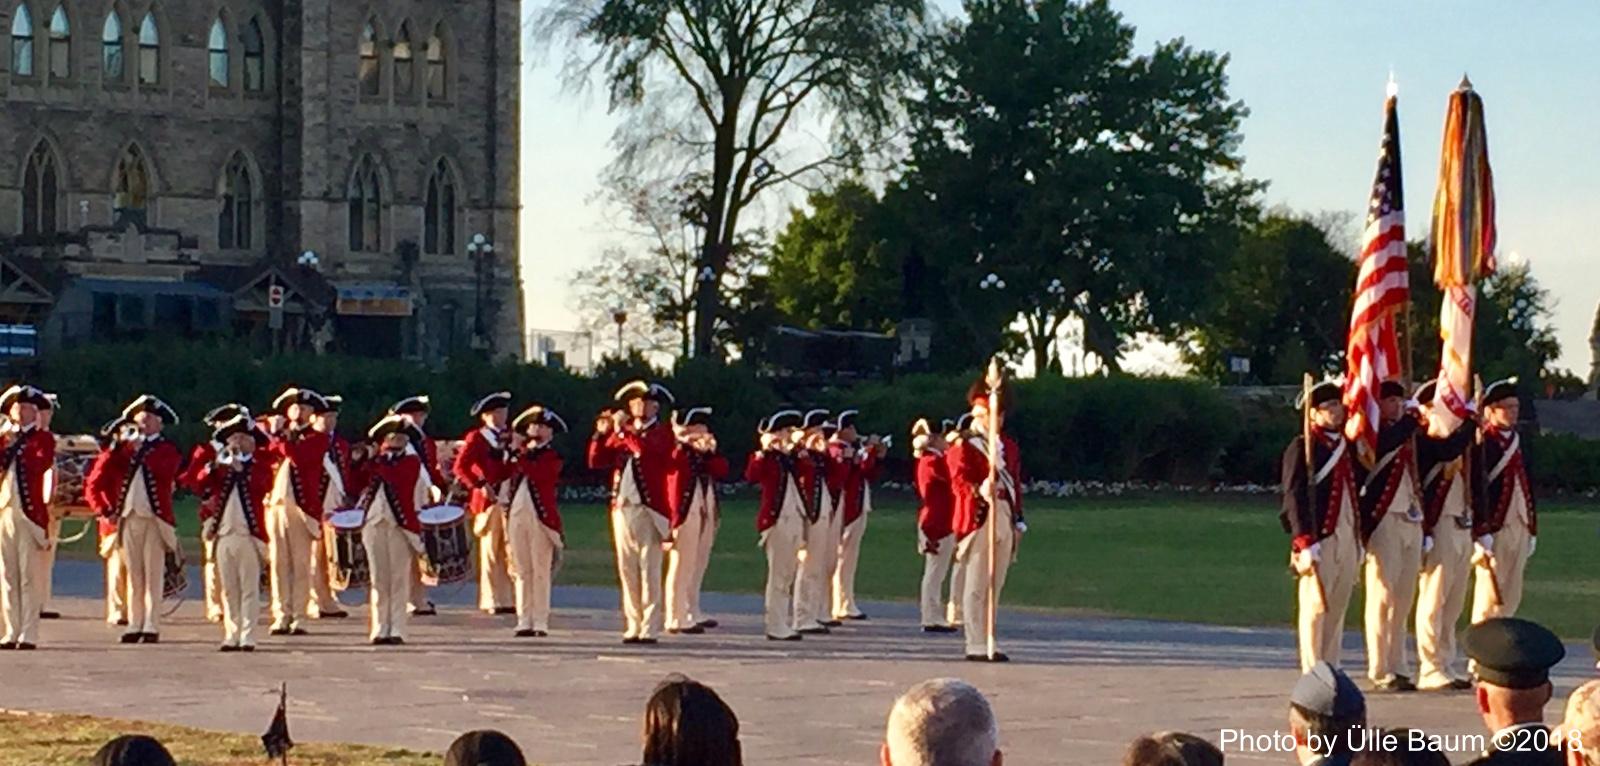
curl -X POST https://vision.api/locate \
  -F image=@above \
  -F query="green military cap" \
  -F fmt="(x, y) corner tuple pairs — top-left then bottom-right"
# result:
(1465, 617), (1566, 689)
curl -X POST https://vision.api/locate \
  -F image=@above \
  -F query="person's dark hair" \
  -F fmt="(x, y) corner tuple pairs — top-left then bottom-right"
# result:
(92, 735), (175, 766)
(1288, 703), (1366, 757)
(1348, 729), (1450, 766)
(642, 674), (742, 766)
(445, 729), (527, 766)
(1123, 731), (1225, 766)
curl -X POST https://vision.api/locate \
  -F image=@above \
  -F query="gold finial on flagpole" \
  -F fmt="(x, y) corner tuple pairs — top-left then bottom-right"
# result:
(1386, 69), (1398, 99)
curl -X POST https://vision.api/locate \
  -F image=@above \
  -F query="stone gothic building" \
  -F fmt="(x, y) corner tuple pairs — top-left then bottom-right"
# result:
(0, 0), (523, 362)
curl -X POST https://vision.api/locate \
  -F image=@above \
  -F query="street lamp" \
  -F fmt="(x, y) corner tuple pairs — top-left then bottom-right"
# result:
(610, 306), (628, 357)
(467, 234), (495, 350)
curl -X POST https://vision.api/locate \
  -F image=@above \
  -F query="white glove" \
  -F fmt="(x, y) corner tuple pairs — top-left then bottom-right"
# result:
(1465, 400), (1479, 415)
(1293, 549), (1314, 575)
(1477, 533), (1494, 551)
(1307, 541), (1322, 561)
(1421, 535), (1434, 554)
(201, 517), (218, 542)
(1472, 540), (1493, 566)
(1015, 520), (1028, 534)
(1528, 537), (1537, 557)
(1404, 398), (1421, 413)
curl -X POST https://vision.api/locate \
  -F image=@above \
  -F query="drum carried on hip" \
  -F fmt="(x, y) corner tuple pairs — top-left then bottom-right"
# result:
(418, 504), (471, 586)
(326, 509), (370, 591)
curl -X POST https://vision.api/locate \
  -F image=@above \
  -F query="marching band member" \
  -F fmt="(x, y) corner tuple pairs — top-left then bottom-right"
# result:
(198, 414), (275, 652)
(309, 395), (351, 619)
(264, 387), (337, 636)
(358, 415), (433, 645)
(98, 395), (182, 644)
(503, 405), (566, 637)
(948, 377), (1025, 662)
(664, 406), (729, 634)
(183, 403), (251, 623)
(1281, 380), (1361, 672)
(829, 409), (883, 622)
(746, 410), (812, 641)
(1358, 380), (1424, 692)
(389, 395), (441, 616)
(911, 418), (957, 633)
(86, 417), (128, 626)
(1471, 378), (1535, 623)
(34, 393), (59, 621)
(792, 408), (838, 634)
(455, 392), (515, 615)
(0, 384), (54, 650)
(587, 380), (676, 644)
(1412, 379), (1478, 691)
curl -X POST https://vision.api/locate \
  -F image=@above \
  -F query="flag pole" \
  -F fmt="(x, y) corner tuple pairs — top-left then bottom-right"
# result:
(984, 357), (1003, 659)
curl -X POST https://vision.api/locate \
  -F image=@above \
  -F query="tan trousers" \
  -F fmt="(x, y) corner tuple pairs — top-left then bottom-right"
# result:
(0, 506), (44, 645)
(1472, 492), (1532, 623)
(37, 515), (58, 613)
(1297, 501), (1360, 672)
(475, 509), (514, 612)
(1364, 507), (1422, 683)
(506, 511), (559, 632)
(665, 496), (715, 630)
(104, 543), (127, 624)
(1417, 476), (1473, 688)
(215, 534), (262, 648)
(919, 532), (955, 626)
(203, 537), (223, 621)
(833, 513), (868, 619)
(308, 532), (346, 617)
(611, 505), (663, 639)
(762, 512), (805, 639)
(267, 505), (317, 631)
(947, 555), (966, 626)
(121, 515), (167, 635)
(409, 559), (428, 611)
(364, 524), (415, 641)
(794, 498), (837, 629)
(958, 500), (1017, 656)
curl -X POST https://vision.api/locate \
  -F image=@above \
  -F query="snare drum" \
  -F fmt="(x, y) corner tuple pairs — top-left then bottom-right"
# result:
(326, 509), (369, 591)
(418, 504), (472, 586)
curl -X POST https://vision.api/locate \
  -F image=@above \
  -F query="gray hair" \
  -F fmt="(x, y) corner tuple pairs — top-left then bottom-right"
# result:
(885, 678), (999, 766)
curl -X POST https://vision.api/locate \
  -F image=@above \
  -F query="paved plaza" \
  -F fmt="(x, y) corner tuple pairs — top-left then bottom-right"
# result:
(1, 561), (1594, 764)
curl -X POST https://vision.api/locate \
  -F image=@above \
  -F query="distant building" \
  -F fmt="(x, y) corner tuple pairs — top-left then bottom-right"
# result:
(0, 0), (524, 362)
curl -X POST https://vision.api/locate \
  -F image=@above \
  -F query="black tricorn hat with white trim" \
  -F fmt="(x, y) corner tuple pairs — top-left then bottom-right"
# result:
(1483, 377), (1520, 407)
(673, 406), (713, 428)
(97, 416), (126, 440)
(0, 384), (50, 411)
(272, 387), (327, 413)
(1294, 381), (1343, 411)
(766, 409), (802, 432)
(614, 380), (675, 405)
(122, 394), (179, 425)
(835, 409), (860, 431)
(316, 394), (343, 414)
(368, 414), (413, 441)
(911, 418), (933, 437)
(212, 413), (269, 445)
(203, 403), (250, 426)
(513, 404), (568, 435)
(40, 392), (57, 412)
(470, 391), (513, 418)
(388, 395), (431, 416)
(955, 413), (975, 432)
(801, 409), (831, 430)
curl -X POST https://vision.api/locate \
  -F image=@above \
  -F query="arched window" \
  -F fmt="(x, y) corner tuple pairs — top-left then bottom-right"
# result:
(113, 145), (150, 218)
(206, 17), (227, 88)
(218, 154), (253, 249)
(242, 17), (263, 91)
(392, 21), (413, 97)
(47, 5), (68, 78)
(347, 157), (382, 252)
(423, 160), (456, 255)
(425, 27), (445, 99)
(101, 11), (122, 79)
(9, 4), (33, 76)
(358, 21), (378, 97)
(136, 13), (157, 84)
(21, 142), (59, 236)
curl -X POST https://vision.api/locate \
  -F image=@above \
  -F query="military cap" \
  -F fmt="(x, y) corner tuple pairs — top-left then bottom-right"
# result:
(766, 410), (802, 432)
(470, 391), (513, 418)
(1291, 661), (1365, 718)
(1415, 379), (1437, 403)
(673, 406), (712, 429)
(1465, 617), (1565, 689)
(1295, 381), (1343, 411)
(1483, 377), (1520, 407)
(801, 409), (831, 430)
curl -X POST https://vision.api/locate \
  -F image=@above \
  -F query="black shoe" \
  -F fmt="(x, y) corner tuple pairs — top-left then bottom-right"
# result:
(696, 620), (719, 630)
(219, 645), (240, 653)
(922, 625), (958, 633)
(269, 627), (291, 636)
(120, 633), (141, 644)
(1448, 678), (1473, 690)
(515, 629), (537, 638)
(115, 619), (128, 627)
(622, 637), (640, 645)
(667, 626), (705, 635)
(767, 634), (802, 641)
(845, 613), (869, 621)
(532, 630), (548, 638)
(290, 628), (310, 637)
(318, 610), (349, 619)
(241, 646), (256, 653)
(371, 637), (387, 646)
(140, 633), (159, 644)
(965, 652), (1010, 662)
(39, 611), (60, 620)
(390, 637), (405, 646)
(0, 642), (14, 650)
(16, 643), (35, 651)
(493, 607), (517, 616)
(822, 620), (843, 628)
(413, 601), (437, 616)
(797, 626), (830, 635)
(636, 637), (659, 645)
(1374, 676), (1417, 693)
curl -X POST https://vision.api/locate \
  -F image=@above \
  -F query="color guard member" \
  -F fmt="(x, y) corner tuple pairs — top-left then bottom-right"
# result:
(948, 378), (1026, 662)
(455, 392), (515, 615)
(746, 410), (811, 641)
(911, 418), (957, 633)
(1413, 379), (1478, 691)
(99, 395), (182, 644)
(358, 415), (433, 645)
(1471, 378), (1535, 623)
(198, 414), (275, 652)
(1281, 380), (1361, 672)
(587, 380), (676, 644)
(503, 405), (566, 637)
(1358, 380), (1424, 692)
(0, 384), (54, 650)
(664, 406), (728, 634)
(829, 409), (883, 622)
(264, 387), (337, 636)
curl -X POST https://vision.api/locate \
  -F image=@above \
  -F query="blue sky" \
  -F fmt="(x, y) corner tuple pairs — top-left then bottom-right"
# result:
(518, 0), (1600, 374)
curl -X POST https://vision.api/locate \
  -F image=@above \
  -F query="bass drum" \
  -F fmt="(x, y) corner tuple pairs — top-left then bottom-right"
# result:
(417, 504), (472, 586)
(326, 509), (370, 591)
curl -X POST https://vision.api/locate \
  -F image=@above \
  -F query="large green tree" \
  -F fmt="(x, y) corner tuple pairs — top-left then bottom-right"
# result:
(768, 180), (904, 331)
(896, 0), (1259, 374)
(539, 0), (926, 359)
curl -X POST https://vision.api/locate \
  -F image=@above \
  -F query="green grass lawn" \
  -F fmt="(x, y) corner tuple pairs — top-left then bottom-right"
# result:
(61, 492), (1600, 638)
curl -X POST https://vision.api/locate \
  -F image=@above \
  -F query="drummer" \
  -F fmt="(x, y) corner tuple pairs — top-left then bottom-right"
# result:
(358, 415), (433, 645)
(198, 414), (275, 652)
(503, 405), (567, 637)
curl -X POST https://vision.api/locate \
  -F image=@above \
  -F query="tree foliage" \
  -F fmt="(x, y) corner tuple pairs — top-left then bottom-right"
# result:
(767, 180), (904, 331)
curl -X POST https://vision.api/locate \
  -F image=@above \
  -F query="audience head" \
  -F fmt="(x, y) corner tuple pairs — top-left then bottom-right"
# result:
(1288, 662), (1366, 763)
(882, 678), (1002, 766)
(1464, 618), (1564, 732)
(1558, 680), (1600, 766)
(444, 730), (526, 766)
(1121, 731), (1223, 766)
(641, 674), (742, 766)
(92, 735), (175, 766)
(1348, 729), (1450, 766)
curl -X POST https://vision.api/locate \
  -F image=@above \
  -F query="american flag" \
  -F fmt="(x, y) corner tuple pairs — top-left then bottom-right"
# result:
(1344, 92), (1409, 466)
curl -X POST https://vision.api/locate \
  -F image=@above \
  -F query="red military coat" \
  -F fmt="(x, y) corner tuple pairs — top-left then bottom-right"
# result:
(97, 435), (183, 526)
(326, 432), (352, 505)
(588, 420), (675, 522)
(361, 452), (426, 534)
(668, 444), (729, 529)
(0, 426), (56, 528)
(506, 445), (564, 533)
(179, 442), (217, 497)
(947, 433), (1023, 541)
(746, 448), (816, 533)
(453, 426), (510, 515)
(827, 439), (881, 526)
(915, 449), (954, 544)
(267, 426), (333, 519)
(198, 456), (277, 542)
(85, 448), (119, 537)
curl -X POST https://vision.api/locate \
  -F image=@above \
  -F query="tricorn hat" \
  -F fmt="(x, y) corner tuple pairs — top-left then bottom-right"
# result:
(0, 384), (50, 411)
(272, 387), (327, 414)
(388, 395), (431, 416)
(1483, 377), (1520, 407)
(121, 394), (179, 425)
(470, 391), (513, 418)
(203, 403), (250, 426)
(801, 409), (831, 430)
(368, 414), (413, 441)
(673, 406), (713, 429)
(1295, 381), (1343, 411)
(766, 409), (802, 432)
